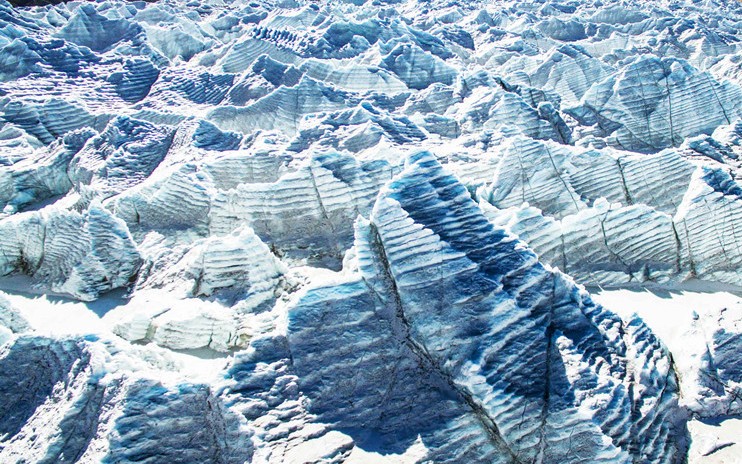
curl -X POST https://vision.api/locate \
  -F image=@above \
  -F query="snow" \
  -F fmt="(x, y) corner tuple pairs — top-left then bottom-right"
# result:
(2, 0), (742, 461)
(590, 281), (742, 348)
(0, 283), (231, 381)
(591, 282), (742, 463)
(688, 418), (742, 464)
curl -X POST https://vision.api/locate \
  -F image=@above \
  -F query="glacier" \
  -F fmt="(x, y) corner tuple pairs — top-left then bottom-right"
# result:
(1, 0), (742, 462)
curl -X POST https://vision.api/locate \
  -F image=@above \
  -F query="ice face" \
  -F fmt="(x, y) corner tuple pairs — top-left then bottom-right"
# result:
(2, 0), (742, 461)
(287, 153), (686, 463)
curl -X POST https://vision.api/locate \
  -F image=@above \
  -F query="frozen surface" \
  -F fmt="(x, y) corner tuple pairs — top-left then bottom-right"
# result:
(2, 0), (742, 462)
(591, 284), (742, 464)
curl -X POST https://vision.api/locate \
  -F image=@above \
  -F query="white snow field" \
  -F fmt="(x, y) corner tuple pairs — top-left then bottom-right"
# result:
(591, 283), (742, 464)
(1, 0), (742, 462)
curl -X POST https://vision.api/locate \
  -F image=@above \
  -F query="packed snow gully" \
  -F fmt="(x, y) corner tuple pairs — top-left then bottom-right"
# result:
(0, 0), (741, 462)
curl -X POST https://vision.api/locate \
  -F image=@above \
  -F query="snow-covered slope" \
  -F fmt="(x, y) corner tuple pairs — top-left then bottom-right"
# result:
(2, 0), (742, 462)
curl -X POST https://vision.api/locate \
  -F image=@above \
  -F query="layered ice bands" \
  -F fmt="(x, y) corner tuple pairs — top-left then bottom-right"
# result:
(1, 0), (742, 462)
(288, 153), (687, 463)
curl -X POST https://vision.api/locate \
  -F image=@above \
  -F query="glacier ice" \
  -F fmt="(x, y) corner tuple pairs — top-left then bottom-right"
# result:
(287, 153), (686, 463)
(0, 202), (141, 300)
(2, 0), (742, 462)
(0, 335), (253, 463)
(568, 56), (742, 153)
